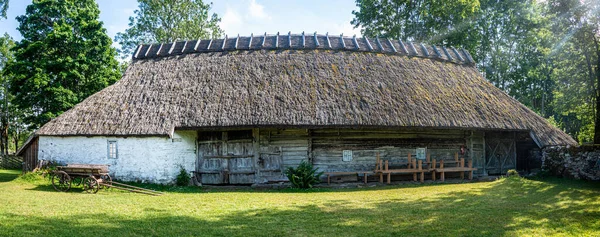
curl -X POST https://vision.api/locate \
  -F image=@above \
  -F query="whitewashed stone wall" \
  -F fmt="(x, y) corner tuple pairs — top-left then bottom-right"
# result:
(38, 131), (197, 184)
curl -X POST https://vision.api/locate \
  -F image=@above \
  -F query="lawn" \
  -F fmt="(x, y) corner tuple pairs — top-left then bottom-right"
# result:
(0, 169), (599, 237)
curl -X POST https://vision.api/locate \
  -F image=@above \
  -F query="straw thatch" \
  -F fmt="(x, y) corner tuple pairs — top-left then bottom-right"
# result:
(35, 33), (576, 146)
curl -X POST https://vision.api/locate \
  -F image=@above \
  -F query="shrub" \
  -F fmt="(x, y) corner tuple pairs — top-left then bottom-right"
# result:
(284, 161), (323, 189)
(176, 166), (191, 186)
(507, 169), (520, 177)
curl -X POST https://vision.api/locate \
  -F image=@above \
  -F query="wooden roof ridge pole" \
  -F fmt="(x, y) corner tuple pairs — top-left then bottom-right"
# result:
(398, 39), (408, 54)
(194, 38), (201, 51)
(222, 34), (228, 50)
(340, 33), (345, 48)
(408, 41), (418, 56)
(325, 32), (331, 48)
(353, 34), (360, 50)
(181, 41), (188, 53)
(420, 43), (429, 56)
(144, 44), (152, 57)
(375, 36), (384, 52)
(167, 42), (176, 55)
(155, 43), (163, 56)
(133, 44), (142, 59)
(432, 45), (442, 58)
(442, 46), (453, 60)
(461, 48), (473, 63)
(206, 38), (213, 50)
(314, 32), (319, 47)
(451, 47), (464, 61)
(364, 36), (373, 51)
(387, 38), (397, 53)
(248, 33), (253, 48)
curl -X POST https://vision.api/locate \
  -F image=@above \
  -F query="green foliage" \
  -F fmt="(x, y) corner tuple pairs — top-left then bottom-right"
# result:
(506, 169), (520, 177)
(6, 0), (121, 129)
(284, 161), (323, 189)
(0, 0), (8, 19)
(176, 166), (190, 186)
(114, 0), (223, 59)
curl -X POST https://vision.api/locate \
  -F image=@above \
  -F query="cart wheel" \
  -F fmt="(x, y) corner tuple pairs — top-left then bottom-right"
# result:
(99, 174), (112, 189)
(83, 176), (99, 194)
(51, 171), (71, 192)
(72, 177), (83, 187)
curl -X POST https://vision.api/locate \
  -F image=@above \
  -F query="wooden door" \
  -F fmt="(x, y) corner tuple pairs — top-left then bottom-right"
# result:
(469, 132), (485, 174)
(227, 137), (255, 184)
(196, 130), (256, 185)
(197, 141), (227, 184)
(485, 137), (516, 175)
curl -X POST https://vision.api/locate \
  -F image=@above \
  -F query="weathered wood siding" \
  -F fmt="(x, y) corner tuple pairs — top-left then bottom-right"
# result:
(21, 137), (38, 171)
(311, 129), (469, 173)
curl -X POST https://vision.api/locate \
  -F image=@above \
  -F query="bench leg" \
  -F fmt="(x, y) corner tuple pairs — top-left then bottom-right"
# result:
(432, 171), (436, 181)
(420, 172), (424, 183)
(460, 171), (465, 180)
(387, 173), (391, 184)
(364, 173), (367, 184)
(379, 173), (383, 183)
(469, 171), (473, 180)
(327, 174), (331, 185)
(413, 173), (417, 182)
(441, 172), (445, 181)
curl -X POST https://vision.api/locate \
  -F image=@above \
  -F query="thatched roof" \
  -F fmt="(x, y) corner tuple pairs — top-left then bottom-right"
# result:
(36, 33), (576, 146)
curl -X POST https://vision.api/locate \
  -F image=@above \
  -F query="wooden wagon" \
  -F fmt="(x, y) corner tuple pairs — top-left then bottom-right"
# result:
(51, 164), (112, 194)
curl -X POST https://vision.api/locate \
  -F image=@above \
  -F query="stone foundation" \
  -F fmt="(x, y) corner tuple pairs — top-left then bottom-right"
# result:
(542, 145), (600, 180)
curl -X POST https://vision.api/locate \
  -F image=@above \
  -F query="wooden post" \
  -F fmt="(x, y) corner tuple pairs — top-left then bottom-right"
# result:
(440, 160), (445, 181)
(455, 152), (459, 163)
(407, 153), (412, 168)
(418, 160), (424, 183)
(432, 159), (436, 181)
(385, 160), (390, 184)
(468, 160), (473, 180)
(364, 172), (368, 184)
(412, 159), (417, 181)
(327, 174), (331, 185)
(460, 158), (465, 179)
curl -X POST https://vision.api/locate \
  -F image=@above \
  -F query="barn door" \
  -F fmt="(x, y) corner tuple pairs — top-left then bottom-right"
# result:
(226, 131), (255, 184)
(469, 131), (485, 174)
(257, 146), (284, 182)
(485, 134), (516, 175)
(196, 130), (255, 185)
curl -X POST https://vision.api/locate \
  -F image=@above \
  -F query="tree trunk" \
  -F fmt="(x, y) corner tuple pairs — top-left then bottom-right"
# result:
(593, 35), (600, 144)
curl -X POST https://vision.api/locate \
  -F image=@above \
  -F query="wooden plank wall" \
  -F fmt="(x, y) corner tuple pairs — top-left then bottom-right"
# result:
(311, 129), (468, 172)
(21, 138), (38, 172)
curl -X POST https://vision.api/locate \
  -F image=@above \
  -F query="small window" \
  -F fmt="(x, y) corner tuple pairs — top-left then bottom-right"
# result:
(108, 141), (118, 159)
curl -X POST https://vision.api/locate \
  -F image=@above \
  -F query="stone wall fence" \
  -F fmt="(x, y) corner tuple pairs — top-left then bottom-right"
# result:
(542, 145), (600, 180)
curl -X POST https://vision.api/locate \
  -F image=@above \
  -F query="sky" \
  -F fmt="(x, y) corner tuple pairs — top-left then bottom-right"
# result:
(0, 0), (362, 50)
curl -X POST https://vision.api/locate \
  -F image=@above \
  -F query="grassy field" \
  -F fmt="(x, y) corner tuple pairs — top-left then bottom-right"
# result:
(0, 169), (599, 237)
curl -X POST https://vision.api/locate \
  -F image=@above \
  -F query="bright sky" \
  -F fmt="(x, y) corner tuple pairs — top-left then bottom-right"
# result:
(0, 0), (362, 50)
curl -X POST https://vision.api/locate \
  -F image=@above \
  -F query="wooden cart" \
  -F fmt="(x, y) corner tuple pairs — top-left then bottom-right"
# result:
(51, 164), (112, 194)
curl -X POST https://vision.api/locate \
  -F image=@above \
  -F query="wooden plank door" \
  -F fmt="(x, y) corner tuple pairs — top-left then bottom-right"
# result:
(197, 141), (227, 184)
(485, 137), (516, 175)
(469, 132), (485, 174)
(227, 138), (255, 184)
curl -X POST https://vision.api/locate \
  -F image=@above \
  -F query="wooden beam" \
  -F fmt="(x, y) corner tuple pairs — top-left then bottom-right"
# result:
(144, 44), (152, 57)
(325, 32), (331, 48)
(206, 39), (212, 50)
(420, 43), (429, 56)
(155, 43), (163, 56)
(133, 44), (142, 59)
(452, 47), (464, 61)
(375, 36), (384, 51)
(234, 34), (239, 49)
(275, 32), (279, 48)
(221, 35), (227, 50)
(364, 36), (373, 51)
(194, 38), (201, 51)
(353, 35), (360, 50)
(340, 33), (346, 48)
(409, 41), (418, 55)
(432, 45), (442, 58)
(398, 39), (408, 54)
(314, 32), (319, 47)
(261, 32), (267, 48)
(248, 33), (253, 48)
(168, 42), (176, 55)
(288, 31), (292, 48)
(301, 31), (306, 48)
(387, 38), (397, 53)
(442, 46), (453, 60)
(181, 41), (188, 53)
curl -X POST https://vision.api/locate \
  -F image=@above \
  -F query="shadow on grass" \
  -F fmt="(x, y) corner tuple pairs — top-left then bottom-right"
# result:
(0, 169), (20, 182)
(3, 178), (599, 236)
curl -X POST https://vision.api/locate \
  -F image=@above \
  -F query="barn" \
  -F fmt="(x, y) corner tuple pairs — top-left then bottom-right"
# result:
(18, 32), (576, 184)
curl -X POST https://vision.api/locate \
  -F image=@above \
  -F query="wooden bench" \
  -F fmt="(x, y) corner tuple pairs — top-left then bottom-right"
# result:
(431, 153), (477, 181)
(324, 171), (373, 184)
(375, 153), (425, 183)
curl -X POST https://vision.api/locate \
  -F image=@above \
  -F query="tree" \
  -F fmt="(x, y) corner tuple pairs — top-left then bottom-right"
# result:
(115, 0), (223, 59)
(0, 33), (14, 154)
(7, 0), (121, 129)
(0, 0), (8, 19)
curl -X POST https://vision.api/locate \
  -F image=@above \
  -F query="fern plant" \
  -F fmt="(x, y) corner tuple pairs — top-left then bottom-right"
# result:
(284, 161), (323, 189)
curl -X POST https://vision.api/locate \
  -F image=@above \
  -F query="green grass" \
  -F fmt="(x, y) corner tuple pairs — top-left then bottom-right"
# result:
(0, 169), (599, 237)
